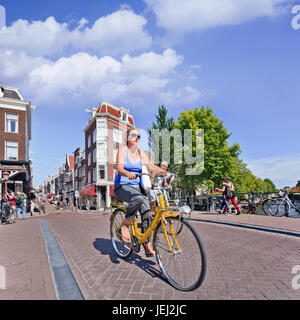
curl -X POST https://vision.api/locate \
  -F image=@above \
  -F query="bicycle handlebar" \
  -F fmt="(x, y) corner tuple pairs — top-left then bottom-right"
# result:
(136, 172), (174, 184)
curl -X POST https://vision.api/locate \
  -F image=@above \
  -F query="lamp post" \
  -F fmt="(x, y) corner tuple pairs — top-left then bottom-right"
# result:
(2, 171), (10, 196)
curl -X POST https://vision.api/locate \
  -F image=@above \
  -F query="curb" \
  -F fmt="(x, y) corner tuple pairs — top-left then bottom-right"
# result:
(189, 217), (300, 238)
(39, 218), (85, 300)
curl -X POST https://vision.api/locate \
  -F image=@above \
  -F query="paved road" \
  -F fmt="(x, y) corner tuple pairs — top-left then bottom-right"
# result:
(1, 206), (300, 300)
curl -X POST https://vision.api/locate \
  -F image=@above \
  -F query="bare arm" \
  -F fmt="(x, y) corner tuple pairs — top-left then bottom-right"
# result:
(139, 149), (167, 176)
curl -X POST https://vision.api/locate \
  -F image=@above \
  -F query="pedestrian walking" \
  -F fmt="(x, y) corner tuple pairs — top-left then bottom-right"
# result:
(6, 192), (16, 217)
(15, 192), (27, 220)
(40, 199), (46, 214)
(223, 178), (241, 215)
(216, 178), (232, 215)
(30, 200), (35, 216)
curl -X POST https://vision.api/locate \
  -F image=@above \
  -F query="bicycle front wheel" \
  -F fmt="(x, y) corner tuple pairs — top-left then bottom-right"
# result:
(261, 199), (272, 215)
(110, 209), (133, 259)
(268, 199), (280, 216)
(153, 216), (206, 291)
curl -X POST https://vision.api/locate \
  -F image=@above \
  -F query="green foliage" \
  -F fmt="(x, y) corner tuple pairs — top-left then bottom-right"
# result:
(147, 105), (175, 166)
(296, 180), (300, 188)
(148, 105), (278, 194)
(174, 107), (242, 191)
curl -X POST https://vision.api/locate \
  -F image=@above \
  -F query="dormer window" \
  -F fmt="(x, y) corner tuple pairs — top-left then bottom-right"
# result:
(122, 112), (127, 121)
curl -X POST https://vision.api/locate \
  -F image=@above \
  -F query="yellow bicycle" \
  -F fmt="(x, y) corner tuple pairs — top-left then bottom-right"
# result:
(110, 173), (207, 291)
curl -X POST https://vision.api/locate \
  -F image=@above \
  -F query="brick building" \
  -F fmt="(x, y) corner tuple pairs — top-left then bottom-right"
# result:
(81, 102), (134, 209)
(0, 83), (33, 198)
(73, 147), (85, 208)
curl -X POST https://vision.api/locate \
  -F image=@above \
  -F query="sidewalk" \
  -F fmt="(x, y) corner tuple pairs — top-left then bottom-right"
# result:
(189, 211), (300, 234)
(0, 215), (56, 300)
(78, 205), (300, 234)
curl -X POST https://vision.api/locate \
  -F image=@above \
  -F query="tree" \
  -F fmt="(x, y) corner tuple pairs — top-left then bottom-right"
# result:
(147, 105), (175, 166)
(296, 180), (300, 188)
(263, 178), (277, 192)
(174, 107), (241, 191)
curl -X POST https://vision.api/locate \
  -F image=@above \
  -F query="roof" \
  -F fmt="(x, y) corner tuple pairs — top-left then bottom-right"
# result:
(0, 83), (22, 100)
(96, 102), (135, 125)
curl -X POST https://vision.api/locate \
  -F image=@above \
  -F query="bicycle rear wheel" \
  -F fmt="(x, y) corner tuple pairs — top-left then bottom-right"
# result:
(110, 209), (133, 259)
(237, 199), (250, 214)
(153, 216), (206, 291)
(269, 199), (287, 216)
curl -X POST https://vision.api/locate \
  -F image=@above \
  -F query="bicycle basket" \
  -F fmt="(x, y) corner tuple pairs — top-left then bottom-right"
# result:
(278, 190), (286, 197)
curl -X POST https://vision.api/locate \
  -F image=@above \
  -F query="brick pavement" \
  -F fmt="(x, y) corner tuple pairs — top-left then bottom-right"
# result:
(1, 205), (300, 300)
(0, 215), (56, 300)
(43, 207), (300, 300)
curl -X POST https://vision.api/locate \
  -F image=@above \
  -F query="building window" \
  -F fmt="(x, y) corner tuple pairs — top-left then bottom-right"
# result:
(87, 169), (90, 184)
(87, 134), (91, 148)
(92, 128), (96, 144)
(93, 167), (96, 182)
(97, 142), (107, 160)
(99, 165), (105, 180)
(113, 148), (118, 162)
(87, 152), (91, 166)
(122, 112), (127, 122)
(97, 119), (107, 139)
(113, 127), (122, 143)
(5, 140), (18, 160)
(6, 113), (18, 133)
(93, 148), (96, 163)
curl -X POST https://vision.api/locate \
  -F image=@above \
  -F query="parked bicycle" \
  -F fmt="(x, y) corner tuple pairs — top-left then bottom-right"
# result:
(110, 173), (207, 291)
(268, 188), (300, 217)
(237, 192), (273, 215)
(0, 199), (16, 224)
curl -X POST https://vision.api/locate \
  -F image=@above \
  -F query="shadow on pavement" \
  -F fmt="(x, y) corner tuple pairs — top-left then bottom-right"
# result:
(93, 238), (166, 282)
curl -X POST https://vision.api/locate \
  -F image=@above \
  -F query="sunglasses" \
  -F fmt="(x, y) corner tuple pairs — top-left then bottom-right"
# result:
(129, 133), (141, 140)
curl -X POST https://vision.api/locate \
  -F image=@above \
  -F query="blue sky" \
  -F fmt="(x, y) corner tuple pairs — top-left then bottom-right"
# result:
(0, 0), (299, 188)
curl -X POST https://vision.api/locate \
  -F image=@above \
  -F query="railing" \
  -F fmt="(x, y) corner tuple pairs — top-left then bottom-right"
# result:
(169, 191), (300, 212)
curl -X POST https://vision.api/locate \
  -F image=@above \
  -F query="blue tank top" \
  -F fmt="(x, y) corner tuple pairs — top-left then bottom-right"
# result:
(114, 150), (142, 188)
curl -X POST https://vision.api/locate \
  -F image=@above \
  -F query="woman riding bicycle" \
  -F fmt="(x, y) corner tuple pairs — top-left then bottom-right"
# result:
(114, 127), (167, 257)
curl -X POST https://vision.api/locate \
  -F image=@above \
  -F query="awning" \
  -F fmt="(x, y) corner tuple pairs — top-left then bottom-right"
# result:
(79, 185), (96, 196)
(109, 185), (114, 196)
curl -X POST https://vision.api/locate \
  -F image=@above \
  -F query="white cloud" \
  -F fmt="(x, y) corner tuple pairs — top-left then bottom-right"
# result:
(246, 153), (300, 188)
(0, 49), (202, 109)
(0, 10), (152, 56)
(0, 49), (51, 82)
(144, 0), (290, 33)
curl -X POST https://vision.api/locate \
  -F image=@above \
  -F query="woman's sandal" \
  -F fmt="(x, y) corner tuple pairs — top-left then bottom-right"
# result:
(121, 225), (131, 243)
(143, 244), (156, 257)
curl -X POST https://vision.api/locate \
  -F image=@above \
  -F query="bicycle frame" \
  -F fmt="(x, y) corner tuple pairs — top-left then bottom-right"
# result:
(111, 180), (182, 253)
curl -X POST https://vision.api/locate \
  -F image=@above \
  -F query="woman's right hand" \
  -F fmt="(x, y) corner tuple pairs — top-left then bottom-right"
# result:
(127, 172), (136, 180)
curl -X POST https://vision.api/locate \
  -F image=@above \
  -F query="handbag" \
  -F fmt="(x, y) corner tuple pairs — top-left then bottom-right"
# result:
(140, 165), (152, 193)
(225, 185), (232, 198)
